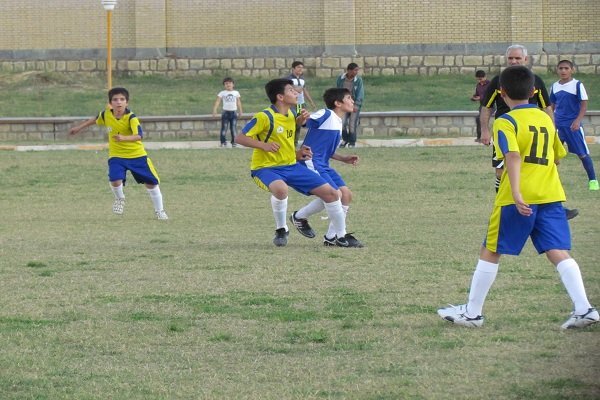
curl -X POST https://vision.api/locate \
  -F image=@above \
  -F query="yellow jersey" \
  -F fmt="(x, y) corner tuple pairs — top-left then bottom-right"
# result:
(242, 106), (297, 170)
(493, 104), (567, 206)
(96, 107), (147, 159)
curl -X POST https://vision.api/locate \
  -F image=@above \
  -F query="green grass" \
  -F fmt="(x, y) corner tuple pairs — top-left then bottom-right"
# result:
(0, 146), (598, 399)
(2, 71), (600, 117)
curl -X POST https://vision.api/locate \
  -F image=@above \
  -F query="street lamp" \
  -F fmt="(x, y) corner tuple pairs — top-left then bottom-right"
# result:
(101, 0), (118, 90)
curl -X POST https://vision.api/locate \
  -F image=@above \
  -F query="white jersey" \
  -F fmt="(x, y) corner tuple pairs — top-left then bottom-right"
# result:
(217, 90), (241, 111)
(550, 79), (588, 126)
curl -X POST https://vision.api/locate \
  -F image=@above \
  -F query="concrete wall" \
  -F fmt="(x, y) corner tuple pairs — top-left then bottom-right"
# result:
(2, 111), (600, 143)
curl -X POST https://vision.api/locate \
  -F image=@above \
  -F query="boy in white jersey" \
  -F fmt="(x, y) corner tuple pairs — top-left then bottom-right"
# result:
(290, 88), (363, 247)
(550, 60), (598, 190)
(212, 77), (243, 147)
(68, 87), (168, 220)
(437, 66), (597, 329)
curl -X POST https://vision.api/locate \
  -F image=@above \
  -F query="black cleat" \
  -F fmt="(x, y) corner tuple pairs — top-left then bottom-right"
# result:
(344, 233), (364, 248)
(290, 211), (316, 238)
(273, 228), (289, 247)
(323, 235), (338, 246)
(565, 208), (579, 220)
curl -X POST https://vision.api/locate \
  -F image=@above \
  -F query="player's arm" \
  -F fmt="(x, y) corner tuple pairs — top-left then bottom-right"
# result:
(479, 107), (492, 145)
(68, 117), (96, 135)
(235, 133), (279, 152)
(332, 153), (359, 166)
(504, 151), (531, 216)
(296, 108), (310, 126)
(571, 100), (587, 131)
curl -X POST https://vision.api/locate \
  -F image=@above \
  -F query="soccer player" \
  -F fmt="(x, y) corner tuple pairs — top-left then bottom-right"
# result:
(290, 88), (363, 247)
(235, 78), (357, 247)
(68, 87), (168, 220)
(480, 44), (578, 220)
(550, 60), (598, 191)
(438, 66), (598, 329)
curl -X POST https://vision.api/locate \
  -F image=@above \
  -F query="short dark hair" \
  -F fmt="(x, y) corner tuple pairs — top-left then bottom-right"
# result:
(347, 62), (359, 71)
(108, 87), (129, 102)
(265, 78), (293, 104)
(557, 59), (574, 68)
(499, 66), (534, 101)
(222, 77), (234, 84)
(323, 88), (351, 109)
(291, 61), (304, 69)
(475, 70), (486, 78)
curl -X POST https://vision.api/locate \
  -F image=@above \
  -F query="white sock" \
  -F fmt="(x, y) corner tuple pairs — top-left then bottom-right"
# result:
(111, 183), (125, 199)
(327, 205), (349, 238)
(466, 259), (499, 317)
(146, 186), (164, 212)
(271, 196), (288, 230)
(295, 198), (325, 219)
(324, 199), (345, 239)
(556, 258), (592, 315)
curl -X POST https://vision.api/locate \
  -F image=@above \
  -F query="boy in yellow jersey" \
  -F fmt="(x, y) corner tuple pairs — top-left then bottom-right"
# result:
(438, 66), (597, 329)
(235, 78), (356, 247)
(68, 87), (168, 220)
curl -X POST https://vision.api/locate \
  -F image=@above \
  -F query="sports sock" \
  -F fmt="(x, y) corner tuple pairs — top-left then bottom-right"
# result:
(146, 186), (164, 212)
(580, 155), (597, 181)
(466, 259), (499, 318)
(556, 258), (592, 315)
(271, 196), (288, 231)
(328, 205), (350, 239)
(324, 199), (346, 239)
(295, 198), (325, 219)
(111, 183), (125, 199)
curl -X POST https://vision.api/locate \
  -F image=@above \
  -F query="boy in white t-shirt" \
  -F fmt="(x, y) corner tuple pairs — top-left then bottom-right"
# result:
(213, 77), (243, 147)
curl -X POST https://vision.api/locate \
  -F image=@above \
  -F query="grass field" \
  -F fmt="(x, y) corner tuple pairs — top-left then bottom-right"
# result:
(1, 71), (599, 117)
(1, 146), (598, 399)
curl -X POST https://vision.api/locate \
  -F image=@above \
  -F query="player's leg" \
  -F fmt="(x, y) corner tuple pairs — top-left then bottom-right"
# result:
(108, 158), (127, 215)
(438, 204), (533, 327)
(531, 203), (598, 328)
(129, 156), (168, 219)
(252, 167), (291, 246)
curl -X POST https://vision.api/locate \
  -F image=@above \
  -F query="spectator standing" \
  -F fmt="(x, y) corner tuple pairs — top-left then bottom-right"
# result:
(336, 63), (364, 148)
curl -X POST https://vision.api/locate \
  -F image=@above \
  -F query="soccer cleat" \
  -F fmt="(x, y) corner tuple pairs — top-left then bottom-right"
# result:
(155, 210), (169, 220)
(323, 235), (338, 246)
(589, 180), (599, 191)
(290, 211), (316, 238)
(273, 228), (289, 247)
(561, 308), (599, 329)
(437, 304), (484, 328)
(565, 208), (579, 220)
(112, 198), (125, 215)
(344, 233), (364, 248)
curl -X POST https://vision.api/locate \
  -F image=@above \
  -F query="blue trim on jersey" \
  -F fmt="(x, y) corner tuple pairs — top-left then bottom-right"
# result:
(241, 118), (258, 134)
(496, 113), (517, 156)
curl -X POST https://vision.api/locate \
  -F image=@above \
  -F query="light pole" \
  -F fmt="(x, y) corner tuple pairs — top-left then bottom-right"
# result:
(101, 0), (118, 90)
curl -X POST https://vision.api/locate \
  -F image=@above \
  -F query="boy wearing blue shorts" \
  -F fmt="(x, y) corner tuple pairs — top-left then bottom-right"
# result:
(235, 78), (355, 247)
(438, 66), (597, 329)
(290, 88), (363, 247)
(69, 87), (168, 219)
(550, 59), (598, 191)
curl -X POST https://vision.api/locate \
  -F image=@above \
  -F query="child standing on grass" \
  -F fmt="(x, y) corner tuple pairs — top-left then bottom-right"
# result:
(68, 87), (168, 220)
(235, 78), (358, 248)
(438, 66), (597, 329)
(550, 60), (598, 191)
(471, 69), (490, 143)
(290, 88), (363, 247)
(213, 77), (243, 147)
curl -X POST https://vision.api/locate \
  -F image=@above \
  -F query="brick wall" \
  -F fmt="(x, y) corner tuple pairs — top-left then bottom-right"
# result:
(0, 0), (598, 75)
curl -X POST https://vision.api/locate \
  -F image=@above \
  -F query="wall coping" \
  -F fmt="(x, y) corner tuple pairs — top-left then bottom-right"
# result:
(3, 110), (600, 124)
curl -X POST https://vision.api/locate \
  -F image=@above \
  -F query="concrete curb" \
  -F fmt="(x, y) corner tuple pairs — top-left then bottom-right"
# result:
(1, 136), (598, 152)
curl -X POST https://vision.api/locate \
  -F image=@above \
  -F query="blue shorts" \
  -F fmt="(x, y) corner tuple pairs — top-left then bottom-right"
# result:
(557, 125), (589, 157)
(300, 160), (346, 190)
(251, 163), (329, 195)
(483, 202), (571, 255)
(108, 156), (160, 185)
